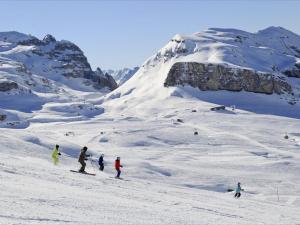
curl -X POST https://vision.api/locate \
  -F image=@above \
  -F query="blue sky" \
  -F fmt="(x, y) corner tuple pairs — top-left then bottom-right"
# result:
(0, 0), (299, 70)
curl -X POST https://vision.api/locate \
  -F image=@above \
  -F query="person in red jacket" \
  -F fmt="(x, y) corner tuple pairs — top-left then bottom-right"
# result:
(115, 157), (123, 178)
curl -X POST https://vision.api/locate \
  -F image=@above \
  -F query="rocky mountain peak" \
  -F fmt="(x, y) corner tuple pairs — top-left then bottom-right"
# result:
(43, 34), (56, 44)
(95, 67), (105, 76)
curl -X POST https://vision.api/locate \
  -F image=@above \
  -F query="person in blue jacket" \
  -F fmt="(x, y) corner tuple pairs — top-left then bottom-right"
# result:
(234, 182), (243, 198)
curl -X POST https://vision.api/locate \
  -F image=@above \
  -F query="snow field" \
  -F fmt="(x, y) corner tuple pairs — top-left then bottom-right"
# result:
(1, 95), (300, 224)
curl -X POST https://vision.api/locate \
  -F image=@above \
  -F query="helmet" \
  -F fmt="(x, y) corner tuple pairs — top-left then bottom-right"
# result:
(56, 144), (59, 148)
(117, 156), (120, 160)
(238, 182), (241, 185)
(83, 146), (88, 151)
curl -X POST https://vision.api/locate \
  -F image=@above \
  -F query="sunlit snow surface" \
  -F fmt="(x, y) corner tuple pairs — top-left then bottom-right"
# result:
(1, 94), (300, 224)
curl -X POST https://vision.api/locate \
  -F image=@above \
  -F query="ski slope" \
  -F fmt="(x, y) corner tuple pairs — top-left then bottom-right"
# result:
(1, 95), (300, 225)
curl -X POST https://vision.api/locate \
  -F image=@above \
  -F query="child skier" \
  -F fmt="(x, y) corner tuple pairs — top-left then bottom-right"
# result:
(78, 146), (90, 173)
(234, 182), (243, 198)
(115, 157), (123, 178)
(98, 154), (104, 171)
(51, 144), (61, 165)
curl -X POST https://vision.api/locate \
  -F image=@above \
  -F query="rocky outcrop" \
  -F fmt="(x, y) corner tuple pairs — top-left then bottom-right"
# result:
(0, 114), (6, 121)
(18, 37), (44, 46)
(42, 40), (92, 79)
(283, 63), (300, 78)
(164, 62), (292, 95)
(43, 34), (56, 44)
(0, 81), (18, 92)
(93, 68), (118, 91)
(19, 34), (56, 46)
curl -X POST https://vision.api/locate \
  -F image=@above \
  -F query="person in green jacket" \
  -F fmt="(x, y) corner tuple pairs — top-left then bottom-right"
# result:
(52, 144), (61, 165)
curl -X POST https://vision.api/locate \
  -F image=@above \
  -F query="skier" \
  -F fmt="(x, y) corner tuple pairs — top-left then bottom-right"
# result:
(98, 154), (104, 171)
(78, 146), (90, 173)
(234, 182), (243, 198)
(51, 144), (61, 165)
(115, 156), (123, 178)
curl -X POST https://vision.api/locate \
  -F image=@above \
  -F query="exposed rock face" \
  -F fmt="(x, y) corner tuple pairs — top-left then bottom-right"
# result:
(30, 38), (92, 79)
(19, 34), (55, 46)
(50, 41), (92, 79)
(0, 114), (6, 121)
(94, 68), (118, 91)
(43, 34), (56, 44)
(0, 81), (18, 92)
(18, 37), (44, 46)
(164, 62), (292, 95)
(283, 63), (300, 78)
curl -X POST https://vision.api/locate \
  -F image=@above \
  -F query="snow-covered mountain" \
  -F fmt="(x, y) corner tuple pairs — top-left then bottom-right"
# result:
(0, 32), (117, 94)
(162, 27), (300, 99)
(103, 27), (300, 117)
(104, 67), (139, 85)
(0, 31), (117, 127)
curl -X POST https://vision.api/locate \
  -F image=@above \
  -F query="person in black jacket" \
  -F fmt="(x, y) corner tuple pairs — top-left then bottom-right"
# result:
(78, 146), (90, 173)
(98, 154), (104, 171)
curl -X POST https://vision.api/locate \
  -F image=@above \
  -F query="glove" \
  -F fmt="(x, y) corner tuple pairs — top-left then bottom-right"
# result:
(58, 152), (61, 156)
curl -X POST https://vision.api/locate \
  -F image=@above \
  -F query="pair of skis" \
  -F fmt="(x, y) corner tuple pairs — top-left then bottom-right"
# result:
(70, 170), (96, 176)
(70, 170), (127, 180)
